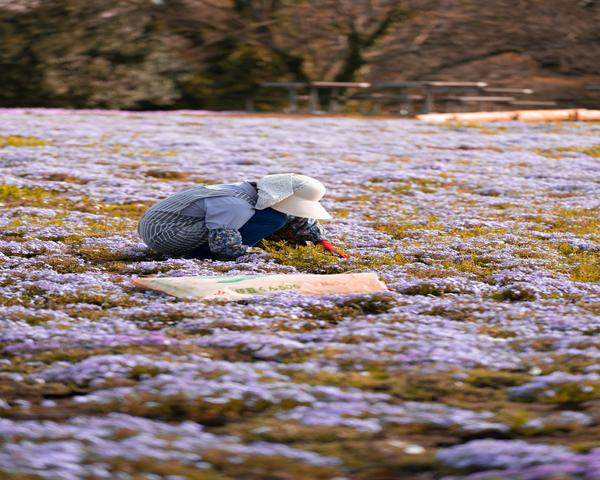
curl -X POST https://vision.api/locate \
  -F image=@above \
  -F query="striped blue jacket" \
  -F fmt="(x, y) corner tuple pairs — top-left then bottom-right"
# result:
(137, 185), (256, 254)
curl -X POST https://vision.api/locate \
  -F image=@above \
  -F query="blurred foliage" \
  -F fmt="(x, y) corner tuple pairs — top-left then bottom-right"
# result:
(0, 0), (409, 110)
(0, 0), (185, 108)
(179, 43), (289, 109)
(0, 0), (598, 109)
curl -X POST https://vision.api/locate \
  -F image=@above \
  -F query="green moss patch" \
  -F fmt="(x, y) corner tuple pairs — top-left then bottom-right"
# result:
(0, 135), (50, 147)
(262, 241), (408, 273)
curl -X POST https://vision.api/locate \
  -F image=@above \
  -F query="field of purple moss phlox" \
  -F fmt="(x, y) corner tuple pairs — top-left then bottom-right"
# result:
(0, 109), (599, 480)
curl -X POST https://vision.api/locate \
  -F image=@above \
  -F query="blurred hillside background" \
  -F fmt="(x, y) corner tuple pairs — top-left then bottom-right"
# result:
(1, 0), (599, 111)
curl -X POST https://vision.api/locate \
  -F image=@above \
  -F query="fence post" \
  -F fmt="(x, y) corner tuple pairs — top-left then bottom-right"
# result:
(309, 86), (320, 113)
(424, 86), (434, 113)
(245, 96), (255, 112)
(287, 87), (298, 113)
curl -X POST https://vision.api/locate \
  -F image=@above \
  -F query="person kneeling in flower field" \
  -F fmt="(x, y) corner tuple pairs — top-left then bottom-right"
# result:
(137, 173), (346, 260)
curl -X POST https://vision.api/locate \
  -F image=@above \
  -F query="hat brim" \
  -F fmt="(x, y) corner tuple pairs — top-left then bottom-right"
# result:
(270, 197), (332, 220)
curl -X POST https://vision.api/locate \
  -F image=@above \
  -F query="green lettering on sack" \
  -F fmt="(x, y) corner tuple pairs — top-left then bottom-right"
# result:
(233, 284), (300, 294)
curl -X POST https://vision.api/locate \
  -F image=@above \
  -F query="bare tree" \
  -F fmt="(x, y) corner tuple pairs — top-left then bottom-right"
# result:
(279, 0), (411, 81)
(166, 0), (415, 82)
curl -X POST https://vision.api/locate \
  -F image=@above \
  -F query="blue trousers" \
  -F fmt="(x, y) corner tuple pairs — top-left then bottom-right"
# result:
(182, 208), (288, 259)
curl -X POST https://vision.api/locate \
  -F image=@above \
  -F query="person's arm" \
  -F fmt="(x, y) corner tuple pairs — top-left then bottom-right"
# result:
(284, 216), (347, 258)
(284, 216), (326, 243)
(208, 229), (248, 259)
(204, 197), (254, 259)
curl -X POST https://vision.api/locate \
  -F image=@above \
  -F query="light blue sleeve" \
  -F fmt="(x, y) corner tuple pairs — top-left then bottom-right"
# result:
(204, 196), (255, 230)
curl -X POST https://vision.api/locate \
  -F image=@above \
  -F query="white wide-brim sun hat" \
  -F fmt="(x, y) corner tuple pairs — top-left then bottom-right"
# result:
(255, 173), (332, 220)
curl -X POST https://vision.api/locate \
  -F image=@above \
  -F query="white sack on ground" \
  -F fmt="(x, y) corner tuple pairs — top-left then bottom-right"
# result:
(133, 272), (388, 300)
